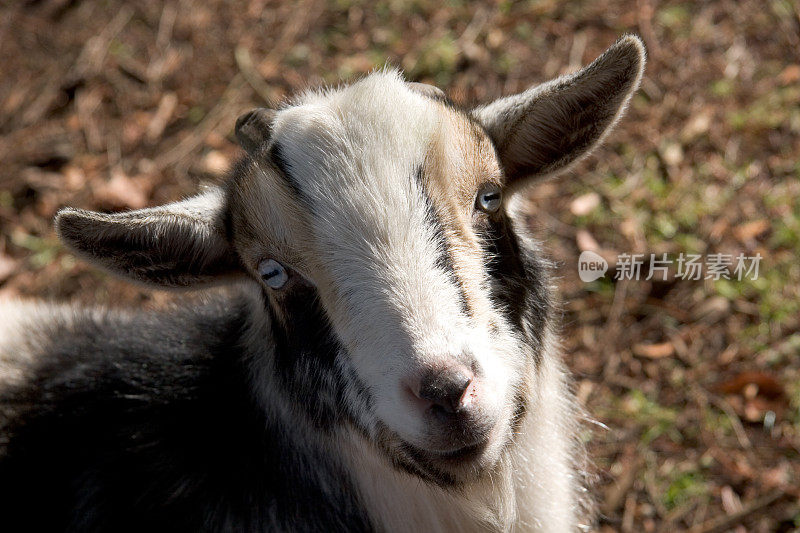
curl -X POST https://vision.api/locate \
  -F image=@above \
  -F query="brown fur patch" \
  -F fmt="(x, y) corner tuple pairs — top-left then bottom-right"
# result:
(227, 158), (311, 278)
(420, 106), (503, 326)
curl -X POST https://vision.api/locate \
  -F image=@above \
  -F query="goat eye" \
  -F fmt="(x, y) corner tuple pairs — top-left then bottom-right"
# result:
(476, 184), (502, 213)
(257, 259), (288, 289)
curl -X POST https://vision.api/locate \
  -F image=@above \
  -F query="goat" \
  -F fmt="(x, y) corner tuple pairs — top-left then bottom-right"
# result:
(0, 36), (644, 532)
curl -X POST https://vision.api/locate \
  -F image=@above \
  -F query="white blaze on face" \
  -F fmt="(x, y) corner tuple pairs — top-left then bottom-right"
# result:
(265, 72), (520, 450)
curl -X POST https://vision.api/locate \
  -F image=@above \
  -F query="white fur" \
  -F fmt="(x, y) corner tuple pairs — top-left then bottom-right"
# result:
(249, 72), (582, 531)
(0, 302), (75, 388)
(267, 72), (519, 456)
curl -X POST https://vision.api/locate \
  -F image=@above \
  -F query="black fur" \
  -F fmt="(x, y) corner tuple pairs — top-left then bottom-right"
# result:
(0, 293), (373, 532)
(268, 281), (374, 433)
(480, 213), (551, 365)
(414, 166), (472, 318)
(269, 141), (310, 206)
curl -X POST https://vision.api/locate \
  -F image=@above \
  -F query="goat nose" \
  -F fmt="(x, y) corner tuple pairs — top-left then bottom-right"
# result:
(418, 367), (474, 414)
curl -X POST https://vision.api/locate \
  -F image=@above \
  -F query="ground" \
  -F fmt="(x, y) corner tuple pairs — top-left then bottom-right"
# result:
(1, 1), (798, 531)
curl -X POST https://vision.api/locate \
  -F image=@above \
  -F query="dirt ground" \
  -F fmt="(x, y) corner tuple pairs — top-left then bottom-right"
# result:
(1, 0), (799, 531)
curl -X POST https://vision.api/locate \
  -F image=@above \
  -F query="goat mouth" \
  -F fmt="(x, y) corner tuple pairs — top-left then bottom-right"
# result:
(378, 428), (503, 487)
(398, 437), (494, 486)
(378, 423), (500, 486)
(427, 440), (489, 462)
(406, 436), (491, 468)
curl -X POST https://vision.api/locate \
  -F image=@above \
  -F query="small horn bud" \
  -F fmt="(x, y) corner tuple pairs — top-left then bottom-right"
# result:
(235, 108), (277, 154)
(406, 82), (446, 100)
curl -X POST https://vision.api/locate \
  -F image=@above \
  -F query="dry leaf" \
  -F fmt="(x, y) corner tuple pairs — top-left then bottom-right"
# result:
(202, 150), (230, 176)
(632, 342), (675, 359)
(146, 92), (178, 142)
(762, 463), (791, 488)
(734, 219), (769, 242)
(0, 253), (18, 284)
(715, 371), (785, 399)
(720, 485), (743, 514)
(660, 141), (684, 166)
(692, 296), (730, 322)
(570, 192), (600, 216)
(94, 169), (149, 209)
(576, 229), (600, 252)
(743, 400), (763, 422)
(709, 218), (729, 240)
(681, 110), (712, 142)
(779, 64), (800, 85)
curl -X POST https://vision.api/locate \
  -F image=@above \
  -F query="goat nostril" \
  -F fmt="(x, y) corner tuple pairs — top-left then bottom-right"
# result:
(418, 368), (473, 414)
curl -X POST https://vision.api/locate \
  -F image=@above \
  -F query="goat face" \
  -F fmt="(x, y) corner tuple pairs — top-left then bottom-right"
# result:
(229, 76), (530, 481)
(56, 37), (645, 485)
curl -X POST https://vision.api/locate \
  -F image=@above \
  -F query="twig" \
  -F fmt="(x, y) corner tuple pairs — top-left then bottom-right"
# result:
(688, 489), (786, 533)
(621, 491), (637, 533)
(19, 6), (133, 127)
(153, 74), (245, 170)
(258, 0), (323, 70)
(69, 6), (134, 82)
(155, 2), (177, 50)
(235, 0), (322, 106)
(568, 32), (587, 72)
(636, 0), (662, 60)
(706, 391), (752, 450)
(146, 2), (178, 83)
(146, 92), (178, 143)
(642, 459), (670, 520)
(235, 46), (276, 104)
(658, 501), (699, 533)
(456, 6), (490, 63)
(602, 452), (643, 516)
(601, 279), (630, 380)
(75, 87), (104, 152)
(537, 208), (578, 239)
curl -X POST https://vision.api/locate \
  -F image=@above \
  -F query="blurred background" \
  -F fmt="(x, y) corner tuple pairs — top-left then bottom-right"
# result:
(1, 0), (798, 531)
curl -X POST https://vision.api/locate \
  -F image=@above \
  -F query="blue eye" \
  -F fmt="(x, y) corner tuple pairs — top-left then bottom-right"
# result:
(476, 184), (502, 213)
(257, 259), (288, 289)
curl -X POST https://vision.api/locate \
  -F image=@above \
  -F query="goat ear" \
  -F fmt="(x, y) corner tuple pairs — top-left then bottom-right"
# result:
(55, 187), (243, 288)
(235, 108), (276, 155)
(473, 35), (645, 186)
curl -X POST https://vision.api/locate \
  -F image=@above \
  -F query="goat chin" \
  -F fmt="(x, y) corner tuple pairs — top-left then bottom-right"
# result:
(335, 327), (591, 533)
